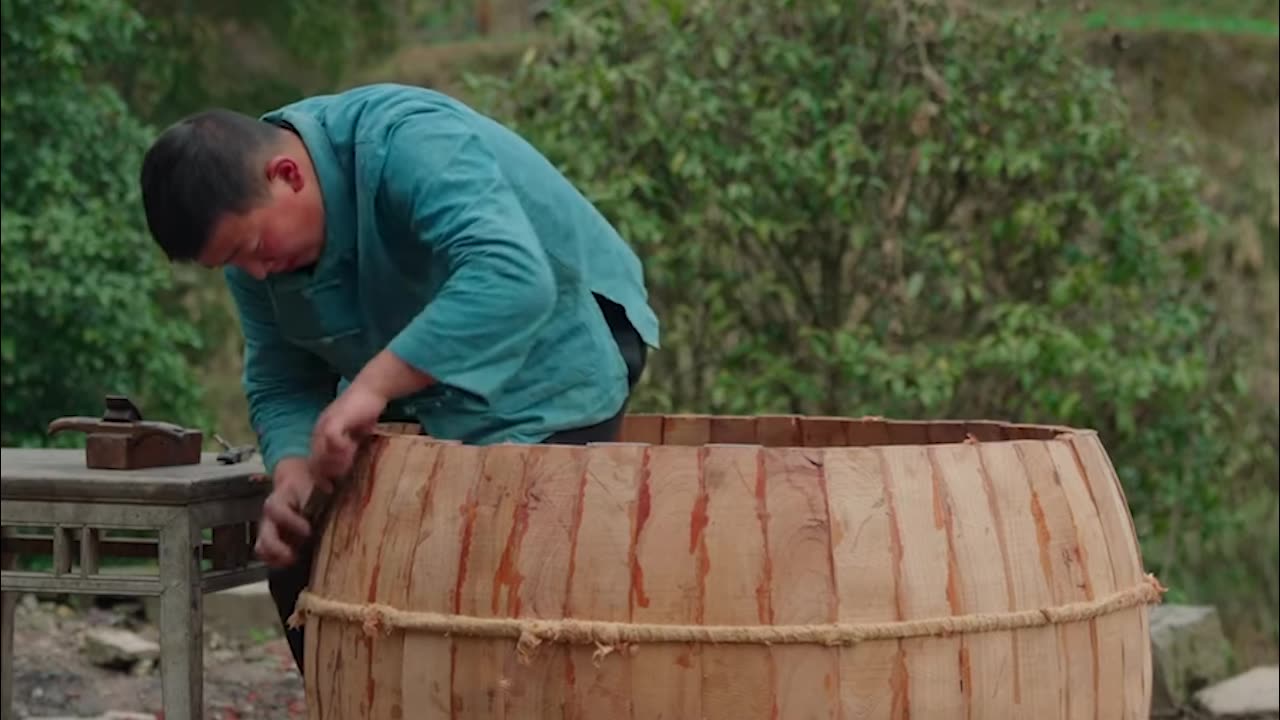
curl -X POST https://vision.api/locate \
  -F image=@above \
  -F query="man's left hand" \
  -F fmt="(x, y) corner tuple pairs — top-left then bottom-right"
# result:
(310, 383), (389, 480)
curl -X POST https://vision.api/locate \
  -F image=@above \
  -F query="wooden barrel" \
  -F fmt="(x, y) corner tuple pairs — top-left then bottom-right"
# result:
(293, 414), (1162, 719)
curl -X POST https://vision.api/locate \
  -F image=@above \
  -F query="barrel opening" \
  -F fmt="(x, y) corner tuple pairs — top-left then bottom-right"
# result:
(368, 417), (1084, 449)
(615, 414), (1083, 448)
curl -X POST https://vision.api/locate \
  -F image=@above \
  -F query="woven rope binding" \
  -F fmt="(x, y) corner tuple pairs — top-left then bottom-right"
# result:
(288, 574), (1164, 666)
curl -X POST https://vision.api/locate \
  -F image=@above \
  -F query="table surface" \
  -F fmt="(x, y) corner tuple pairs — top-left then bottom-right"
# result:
(0, 448), (269, 504)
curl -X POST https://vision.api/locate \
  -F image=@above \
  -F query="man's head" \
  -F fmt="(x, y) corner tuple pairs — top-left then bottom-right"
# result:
(140, 109), (326, 279)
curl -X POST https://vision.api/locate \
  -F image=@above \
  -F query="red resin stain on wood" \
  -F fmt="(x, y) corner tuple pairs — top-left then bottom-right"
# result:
(629, 446), (703, 720)
(930, 457), (970, 717)
(976, 448), (1023, 705)
(1029, 490), (1056, 589)
(1019, 441), (1097, 720)
(356, 435), (391, 521)
(629, 455), (653, 611)
(492, 494), (531, 617)
(562, 456), (591, 612)
(689, 487), (710, 554)
(891, 649), (911, 720)
(566, 445), (642, 719)
(880, 450), (911, 720)
(1048, 461), (1103, 719)
(754, 455), (774, 626)
(448, 485), (480, 720)
(453, 489), (479, 614)
(691, 449), (711, 624)
(752, 452), (780, 720)
(560, 458), (589, 712)
(564, 655), (577, 694)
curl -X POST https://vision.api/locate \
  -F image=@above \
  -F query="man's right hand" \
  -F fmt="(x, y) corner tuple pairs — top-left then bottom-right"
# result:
(254, 457), (332, 568)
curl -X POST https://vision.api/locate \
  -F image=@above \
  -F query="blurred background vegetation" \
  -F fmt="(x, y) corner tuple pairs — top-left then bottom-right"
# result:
(1, 0), (1276, 668)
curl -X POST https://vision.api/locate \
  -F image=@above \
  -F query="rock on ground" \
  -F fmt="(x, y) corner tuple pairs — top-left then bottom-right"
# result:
(33, 707), (154, 712)
(142, 580), (282, 645)
(1194, 665), (1280, 719)
(1151, 604), (1235, 712)
(9, 594), (304, 719)
(82, 628), (160, 671)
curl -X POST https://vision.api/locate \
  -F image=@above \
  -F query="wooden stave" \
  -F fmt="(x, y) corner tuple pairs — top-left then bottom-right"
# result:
(304, 417), (1154, 720)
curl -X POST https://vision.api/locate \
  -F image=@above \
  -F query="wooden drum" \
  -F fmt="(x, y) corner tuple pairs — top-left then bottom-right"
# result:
(291, 414), (1162, 719)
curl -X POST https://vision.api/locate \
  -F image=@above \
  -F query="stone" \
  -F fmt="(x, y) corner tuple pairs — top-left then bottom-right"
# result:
(82, 627), (160, 670)
(1194, 665), (1280, 718)
(35, 707), (153, 712)
(130, 656), (156, 677)
(1150, 604), (1233, 712)
(205, 580), (285, 643)
(143, 579), (281, 643)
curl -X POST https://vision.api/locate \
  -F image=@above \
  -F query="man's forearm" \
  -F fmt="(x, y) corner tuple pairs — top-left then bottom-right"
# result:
(349, 349), (437, 402)
(247, 379), (334, 474)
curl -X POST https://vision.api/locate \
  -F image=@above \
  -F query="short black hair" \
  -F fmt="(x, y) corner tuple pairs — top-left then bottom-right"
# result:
(140, 109), (285, 261)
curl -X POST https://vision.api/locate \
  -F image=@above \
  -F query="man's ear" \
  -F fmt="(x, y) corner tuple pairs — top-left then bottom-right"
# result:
(265, 155), (305, 193)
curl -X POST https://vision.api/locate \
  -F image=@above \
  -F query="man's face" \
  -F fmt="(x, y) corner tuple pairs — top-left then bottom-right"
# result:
(199, 156), (324, 279)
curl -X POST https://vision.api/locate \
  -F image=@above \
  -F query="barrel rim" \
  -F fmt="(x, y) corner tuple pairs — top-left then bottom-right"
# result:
(368, 414), (1100, 450)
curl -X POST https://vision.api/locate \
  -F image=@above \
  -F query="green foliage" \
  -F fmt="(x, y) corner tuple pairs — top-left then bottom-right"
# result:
(470, 0), (1277, 602)
(121, 0), (399, 124)
(1, 0), (208, 446)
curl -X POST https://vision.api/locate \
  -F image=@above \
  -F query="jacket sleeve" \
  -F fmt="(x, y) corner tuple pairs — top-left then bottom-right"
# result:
(375, 114), (556, 403)
(224, 268), (338, 474)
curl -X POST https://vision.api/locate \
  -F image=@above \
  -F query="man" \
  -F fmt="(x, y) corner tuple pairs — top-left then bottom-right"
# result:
(138, 83), (660, 672)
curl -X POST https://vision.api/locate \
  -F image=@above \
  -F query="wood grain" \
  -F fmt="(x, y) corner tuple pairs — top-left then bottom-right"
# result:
(304, 418), (1157, 720)
(630, 445), (704, 720)
(766, 448), (839, 719)
(700, 445), (772, 720)
(401, 444), (484, 719)
(827, 448), (901, 720)
(565, 444), (644, 719)
(451, 444), (527, 719)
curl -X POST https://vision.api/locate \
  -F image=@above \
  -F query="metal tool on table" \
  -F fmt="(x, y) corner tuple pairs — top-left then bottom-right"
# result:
(47, 394), (204, 470)
(213, 433), (258, 465)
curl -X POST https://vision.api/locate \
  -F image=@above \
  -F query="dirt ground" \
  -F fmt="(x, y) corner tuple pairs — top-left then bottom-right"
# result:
(8, 595), (305, 719)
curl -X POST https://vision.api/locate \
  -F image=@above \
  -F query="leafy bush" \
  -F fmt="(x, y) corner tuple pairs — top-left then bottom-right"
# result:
(469, 0), (1277, 609)
(1, 0), (208, 446)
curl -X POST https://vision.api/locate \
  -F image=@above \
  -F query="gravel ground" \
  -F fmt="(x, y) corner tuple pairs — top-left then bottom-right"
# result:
(8, 595), (305, 719)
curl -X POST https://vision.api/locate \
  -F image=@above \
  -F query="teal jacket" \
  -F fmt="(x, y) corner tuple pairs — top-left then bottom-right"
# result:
(224, 84), (660, 473)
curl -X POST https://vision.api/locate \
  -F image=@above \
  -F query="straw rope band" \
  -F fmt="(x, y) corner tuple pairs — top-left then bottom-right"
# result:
(288, 574), (1164, 662)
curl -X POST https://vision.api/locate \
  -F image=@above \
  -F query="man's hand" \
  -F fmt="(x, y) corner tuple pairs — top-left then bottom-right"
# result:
(310, 349), (437, 480)
(255, 458), (327, 568)
(311, 383), (388, 481)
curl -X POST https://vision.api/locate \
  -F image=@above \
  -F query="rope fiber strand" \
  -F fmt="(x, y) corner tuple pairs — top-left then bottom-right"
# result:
(288, 574), (1165, 665)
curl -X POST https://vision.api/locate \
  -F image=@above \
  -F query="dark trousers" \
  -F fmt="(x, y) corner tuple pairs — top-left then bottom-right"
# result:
(268, 295), (646, 673)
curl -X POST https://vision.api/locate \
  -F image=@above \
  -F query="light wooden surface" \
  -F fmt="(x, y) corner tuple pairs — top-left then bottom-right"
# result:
(1, 449), (266, 504)
(303, 415), (1154, 720)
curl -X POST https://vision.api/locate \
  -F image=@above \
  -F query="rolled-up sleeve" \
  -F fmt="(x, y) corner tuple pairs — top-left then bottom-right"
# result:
(376, 115), (556, 403)
(224, 268), (338, 473)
